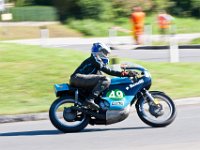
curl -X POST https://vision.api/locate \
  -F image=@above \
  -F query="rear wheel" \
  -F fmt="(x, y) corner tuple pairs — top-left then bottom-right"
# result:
(49, 97), (89, 133)
(136, 91), (176, 127)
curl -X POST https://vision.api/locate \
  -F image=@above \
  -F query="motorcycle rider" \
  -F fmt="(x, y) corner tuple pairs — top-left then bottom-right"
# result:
(70, 43), (137, 110)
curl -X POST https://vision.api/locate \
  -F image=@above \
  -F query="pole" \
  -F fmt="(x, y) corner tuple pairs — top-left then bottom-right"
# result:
(169, 36), (179, 62)
(108, 27), (117, 45)
(144, 24), (152, 45)
(40, 26), (49, 47)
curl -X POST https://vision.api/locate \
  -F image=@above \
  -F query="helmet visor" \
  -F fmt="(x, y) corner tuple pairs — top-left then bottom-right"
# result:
(98, 51), (109, 59)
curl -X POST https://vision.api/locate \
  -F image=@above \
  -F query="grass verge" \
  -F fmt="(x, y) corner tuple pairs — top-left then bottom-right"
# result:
(0, 43), (200, 114)
(67, 15), (200, 37)
(189, 38), (200, 44)
(0, 24), (82, 40)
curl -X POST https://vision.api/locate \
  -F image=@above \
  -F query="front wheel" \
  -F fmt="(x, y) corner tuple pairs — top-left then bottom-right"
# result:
(136, 91), (176, 127)
(49, 97), (90, 133)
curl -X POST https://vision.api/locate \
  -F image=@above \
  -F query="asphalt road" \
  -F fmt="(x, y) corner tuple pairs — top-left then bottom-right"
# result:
(1, 104), (200, 150)
(62, 44), (200, 62)
(3, 35), (200, 62)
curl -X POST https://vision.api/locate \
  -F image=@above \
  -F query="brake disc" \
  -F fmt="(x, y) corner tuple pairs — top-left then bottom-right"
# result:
(149, 104), (164, 118)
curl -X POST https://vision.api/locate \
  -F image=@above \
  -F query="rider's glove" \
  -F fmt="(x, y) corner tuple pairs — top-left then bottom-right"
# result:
(128, 71), (138, 77)
(121, 71), (138, 77)
(121, 71), (129, 76)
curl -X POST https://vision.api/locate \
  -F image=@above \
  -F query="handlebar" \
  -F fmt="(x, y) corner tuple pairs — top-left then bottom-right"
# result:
(120, 63), (150, 79)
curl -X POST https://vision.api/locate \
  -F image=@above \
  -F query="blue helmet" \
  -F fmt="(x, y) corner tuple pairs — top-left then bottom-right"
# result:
(91, 43), (111, 64)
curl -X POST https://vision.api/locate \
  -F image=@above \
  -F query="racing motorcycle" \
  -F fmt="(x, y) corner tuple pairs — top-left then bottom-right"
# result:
(49, 63), (176, 133)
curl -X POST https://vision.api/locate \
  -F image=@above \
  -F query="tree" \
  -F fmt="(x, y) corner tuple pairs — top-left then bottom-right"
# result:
(52, 0), (199, 22)
(169, 0), (200, 17)
(53, 0), (81, 22)
(112, 0), (153, 17)
(191, 0), (200, 17)
(53, 0), (110, 22)
(152, 0), (174, 12)
(9, 0), (33, 6)
(33, 0), (53, 6)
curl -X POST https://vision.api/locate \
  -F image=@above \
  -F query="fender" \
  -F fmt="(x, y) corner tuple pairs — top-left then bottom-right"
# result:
(133, 90), (166, 106)
(149, 91), (174, 102)
(54, 83), (76, 97)
(149, 91), (166, 95)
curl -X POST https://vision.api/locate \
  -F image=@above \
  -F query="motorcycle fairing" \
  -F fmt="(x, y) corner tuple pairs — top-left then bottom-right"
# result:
(110, 77), (133, 85)
(102, 77), (144, 110)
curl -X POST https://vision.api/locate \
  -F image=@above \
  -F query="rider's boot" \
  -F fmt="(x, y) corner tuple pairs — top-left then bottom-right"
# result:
(85, 95), (99, 110)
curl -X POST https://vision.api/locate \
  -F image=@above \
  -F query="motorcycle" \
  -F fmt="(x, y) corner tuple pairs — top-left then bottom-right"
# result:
(49, 63), (176, 133)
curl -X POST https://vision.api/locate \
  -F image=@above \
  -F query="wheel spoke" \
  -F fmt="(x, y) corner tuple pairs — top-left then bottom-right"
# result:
(55, 101), (85, 127)
(136, 92), (176, 127)
(49, 98), (89, 132)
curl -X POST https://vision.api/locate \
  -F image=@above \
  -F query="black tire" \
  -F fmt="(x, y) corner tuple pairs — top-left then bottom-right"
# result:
(49, 97), (90, 133)
(135, 91), (176, 127)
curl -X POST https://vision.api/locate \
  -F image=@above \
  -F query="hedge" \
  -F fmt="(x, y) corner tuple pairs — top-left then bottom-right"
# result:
(10, 6), (58, 21)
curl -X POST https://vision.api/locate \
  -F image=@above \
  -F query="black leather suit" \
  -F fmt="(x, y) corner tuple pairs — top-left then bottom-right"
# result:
(70, 54), (123, 99)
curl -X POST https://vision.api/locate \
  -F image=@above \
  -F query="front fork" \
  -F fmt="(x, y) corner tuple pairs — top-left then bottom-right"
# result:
(143, 89), (156, 105)
(142, 89), (164, 117)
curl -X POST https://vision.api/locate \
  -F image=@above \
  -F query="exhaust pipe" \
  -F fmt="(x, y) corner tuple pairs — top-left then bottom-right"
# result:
(71, 106), (106, 120)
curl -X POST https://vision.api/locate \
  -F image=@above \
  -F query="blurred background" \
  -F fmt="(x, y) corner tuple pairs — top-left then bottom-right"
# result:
(0, 0), (199, 40)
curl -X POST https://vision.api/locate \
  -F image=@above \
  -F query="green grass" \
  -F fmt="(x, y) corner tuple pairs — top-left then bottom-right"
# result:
(144, 15), (200, 35)
(67, 19), (115, 37)
(67, 15), (200, 37)
(0, 43), (200, 115)
(0, 24), (82, 40)
(0, 43), (88, 115)
(189, 38), (200, 44)
(131, 60), (200, 99)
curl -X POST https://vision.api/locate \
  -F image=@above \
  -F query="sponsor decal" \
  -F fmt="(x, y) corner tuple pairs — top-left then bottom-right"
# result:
(126, 79), (144, 90)
(106, 89), (125, 100)
(112, 101), (124, 106)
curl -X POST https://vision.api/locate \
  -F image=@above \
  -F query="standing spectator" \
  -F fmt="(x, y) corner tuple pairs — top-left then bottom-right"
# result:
(130, 6), (146, 45)
(157, 10), (174, 35)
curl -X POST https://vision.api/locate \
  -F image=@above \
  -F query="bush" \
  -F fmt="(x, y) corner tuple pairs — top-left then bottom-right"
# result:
(53, 0), (112, 22)
(10, 6), (58, 21)
(76, 0), (104, 19)
(33, 0), (53, 6)
(10, 0), (33, 7)
(67, 19), (114, 36)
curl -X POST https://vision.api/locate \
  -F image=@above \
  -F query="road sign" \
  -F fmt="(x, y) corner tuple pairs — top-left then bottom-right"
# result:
(1, 13), (13, 21)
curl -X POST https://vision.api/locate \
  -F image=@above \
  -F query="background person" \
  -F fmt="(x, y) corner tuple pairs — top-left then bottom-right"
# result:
(157, 10), (174, 35)
(130, 6), (146, 45)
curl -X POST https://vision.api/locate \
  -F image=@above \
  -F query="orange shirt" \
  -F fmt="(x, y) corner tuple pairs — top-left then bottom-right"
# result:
(131, 12), (145, 28)
(158, 14), (170, 29)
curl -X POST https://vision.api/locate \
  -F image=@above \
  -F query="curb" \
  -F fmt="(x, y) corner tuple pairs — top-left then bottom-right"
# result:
(110, 44), (200, 50)
(0, 113), (49, 124)
(0, 97), (200, 124)
(135, 45), (200, 50)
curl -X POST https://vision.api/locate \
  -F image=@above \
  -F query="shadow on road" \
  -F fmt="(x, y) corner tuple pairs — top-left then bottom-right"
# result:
(0, 130), (63, 136)
(83, 126), (152, 133)
(0, 126), (151, 136)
